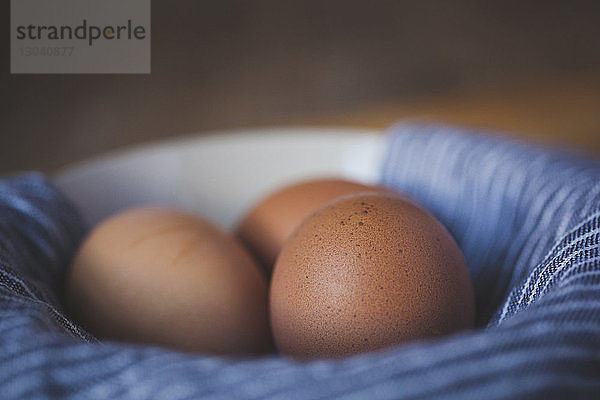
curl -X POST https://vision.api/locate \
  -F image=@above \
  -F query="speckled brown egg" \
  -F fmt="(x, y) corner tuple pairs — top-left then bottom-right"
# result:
(270, 193), (474, 358)
(66, 206), (272, 355)
(236, 178), (392, 274)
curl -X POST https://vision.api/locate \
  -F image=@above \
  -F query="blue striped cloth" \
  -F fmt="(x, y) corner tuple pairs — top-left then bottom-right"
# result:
(2, 123), (600, 399)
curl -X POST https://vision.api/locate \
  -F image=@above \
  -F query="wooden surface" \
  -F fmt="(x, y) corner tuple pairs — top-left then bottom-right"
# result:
(4, 71), (600, 175)
(318, 72), (600, 155)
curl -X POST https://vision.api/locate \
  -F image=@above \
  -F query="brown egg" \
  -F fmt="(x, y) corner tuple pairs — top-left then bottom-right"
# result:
(236, 178), (392, 274)
(270, 193), (474, 358)
(66, 206), (272, 355)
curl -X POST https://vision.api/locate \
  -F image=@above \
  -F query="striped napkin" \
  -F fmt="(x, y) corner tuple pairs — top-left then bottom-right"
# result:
(1, 123), (599, 399)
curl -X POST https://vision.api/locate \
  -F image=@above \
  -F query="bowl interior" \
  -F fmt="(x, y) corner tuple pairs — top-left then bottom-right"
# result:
(54, 127), (385, 230)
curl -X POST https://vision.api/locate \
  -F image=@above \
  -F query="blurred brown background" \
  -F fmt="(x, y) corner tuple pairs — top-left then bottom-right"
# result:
(2, 0), (600, 174)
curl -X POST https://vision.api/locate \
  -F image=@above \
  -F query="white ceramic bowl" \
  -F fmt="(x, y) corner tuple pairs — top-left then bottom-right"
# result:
(55, 127), (385, 230)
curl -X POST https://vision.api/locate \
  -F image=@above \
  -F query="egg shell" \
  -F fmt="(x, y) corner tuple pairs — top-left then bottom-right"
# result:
(236, 178), (392, 274)
(270, 193), (474, 358)
(66, 206), (272, 355)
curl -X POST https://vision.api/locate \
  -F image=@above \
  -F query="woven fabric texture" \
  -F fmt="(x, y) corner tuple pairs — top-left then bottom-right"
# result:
(2, 123), (600, 399)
